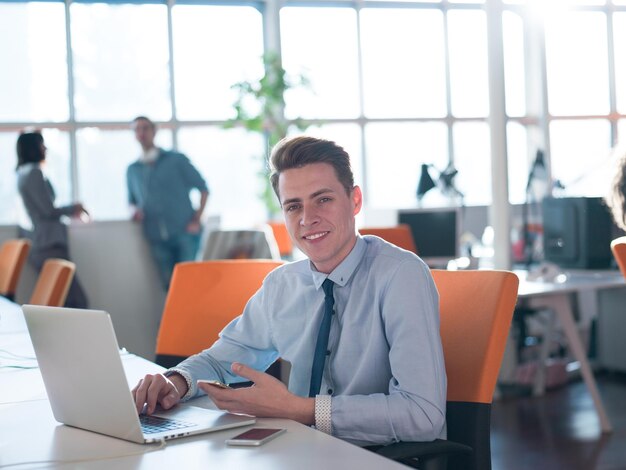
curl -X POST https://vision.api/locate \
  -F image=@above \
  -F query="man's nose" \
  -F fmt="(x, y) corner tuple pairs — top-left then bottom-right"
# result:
(300, 204), (320, 227)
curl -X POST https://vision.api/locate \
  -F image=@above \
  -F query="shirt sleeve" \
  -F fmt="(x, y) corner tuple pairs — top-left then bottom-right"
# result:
(22, 168), (76, 219)
(167, 280), (278, 399)
(315, 395), (332, 434)
(178, 154), (208, 193)
(330, 260), (447, 445)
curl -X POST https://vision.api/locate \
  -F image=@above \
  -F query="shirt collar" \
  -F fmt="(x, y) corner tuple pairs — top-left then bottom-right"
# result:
(309, 235), (367, 290)
(140, 147), (160, 163)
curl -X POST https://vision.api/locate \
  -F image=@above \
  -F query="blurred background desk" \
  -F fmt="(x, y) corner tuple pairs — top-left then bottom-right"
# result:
(514, 270), (625, 434)
(0, 298), (403, 469)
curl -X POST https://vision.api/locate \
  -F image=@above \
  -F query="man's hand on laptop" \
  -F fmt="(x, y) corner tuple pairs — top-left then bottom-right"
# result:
(198, 362), (315, 425)
(132, 373), (188, 415)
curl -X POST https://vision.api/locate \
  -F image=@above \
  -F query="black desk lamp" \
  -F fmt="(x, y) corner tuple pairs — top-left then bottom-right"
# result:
(416, 163), (464, 202)
(525, 149), (545, 195)
(416, 164), (436, 201)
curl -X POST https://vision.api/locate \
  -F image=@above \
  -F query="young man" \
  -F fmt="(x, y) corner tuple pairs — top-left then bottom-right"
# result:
(127, 116), (209, 289)
(132, 136), (446, 446)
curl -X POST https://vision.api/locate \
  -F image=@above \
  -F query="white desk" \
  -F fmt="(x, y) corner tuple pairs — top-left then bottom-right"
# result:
(516, 270), (626, 434)
(0, 299), (404, 469)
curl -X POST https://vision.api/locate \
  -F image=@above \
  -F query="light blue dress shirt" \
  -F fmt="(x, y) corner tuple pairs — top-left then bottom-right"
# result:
(172, 235), (447, 446)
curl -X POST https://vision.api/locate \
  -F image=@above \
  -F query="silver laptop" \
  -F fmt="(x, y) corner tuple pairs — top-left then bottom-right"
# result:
(22, 305), (255, 444)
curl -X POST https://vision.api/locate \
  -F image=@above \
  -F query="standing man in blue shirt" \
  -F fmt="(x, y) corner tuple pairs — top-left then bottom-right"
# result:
(132, 136), (446, 446)
(127, 116), (209, 289)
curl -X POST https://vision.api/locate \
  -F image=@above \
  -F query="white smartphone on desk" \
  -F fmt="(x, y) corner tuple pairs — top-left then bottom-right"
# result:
(226, 428), (286, 446)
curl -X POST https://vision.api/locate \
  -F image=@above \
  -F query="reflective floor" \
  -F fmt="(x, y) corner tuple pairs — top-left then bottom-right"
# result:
(491, 372), (626, 470)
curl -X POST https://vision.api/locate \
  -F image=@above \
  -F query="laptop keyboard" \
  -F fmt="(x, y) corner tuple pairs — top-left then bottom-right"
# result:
(140, 414), (195, 434)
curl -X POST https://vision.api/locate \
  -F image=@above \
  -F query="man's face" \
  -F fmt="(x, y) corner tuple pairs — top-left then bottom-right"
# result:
(133, 119), (156, 150)
(278, 162), (362, 274)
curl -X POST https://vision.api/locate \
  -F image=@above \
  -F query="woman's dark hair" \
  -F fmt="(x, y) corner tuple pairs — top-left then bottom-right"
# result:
(16, 132), (45, 169)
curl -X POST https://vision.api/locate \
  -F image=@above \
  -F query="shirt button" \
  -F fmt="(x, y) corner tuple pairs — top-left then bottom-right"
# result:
(326, 350), (331, 356)
(327, 388), (333, 395)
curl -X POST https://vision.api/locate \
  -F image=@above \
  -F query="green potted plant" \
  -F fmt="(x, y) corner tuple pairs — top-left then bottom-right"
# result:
(225, 52), (310, 217)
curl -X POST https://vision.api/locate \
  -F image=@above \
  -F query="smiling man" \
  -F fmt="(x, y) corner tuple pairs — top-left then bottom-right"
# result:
(132, 136), (446, 446)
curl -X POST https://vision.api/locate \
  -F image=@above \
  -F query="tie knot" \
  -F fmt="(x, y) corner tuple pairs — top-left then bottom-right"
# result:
(322, 278), (334, 297)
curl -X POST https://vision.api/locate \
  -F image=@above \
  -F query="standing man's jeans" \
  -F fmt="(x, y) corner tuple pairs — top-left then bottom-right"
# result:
(150, 232), (200, 290)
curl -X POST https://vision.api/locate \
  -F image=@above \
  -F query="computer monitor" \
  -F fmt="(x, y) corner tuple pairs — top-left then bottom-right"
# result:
(542, 197), (614, 269)
(398, 208), (460, 268)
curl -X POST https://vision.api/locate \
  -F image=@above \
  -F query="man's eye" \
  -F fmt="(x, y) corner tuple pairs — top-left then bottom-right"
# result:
(285, 205), (299, 212)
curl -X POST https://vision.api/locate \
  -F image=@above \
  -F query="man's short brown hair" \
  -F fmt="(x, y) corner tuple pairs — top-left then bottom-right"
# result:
(270, 136), (355, 202)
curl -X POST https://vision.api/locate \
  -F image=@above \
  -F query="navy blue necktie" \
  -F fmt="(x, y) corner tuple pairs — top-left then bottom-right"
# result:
(309, 278), (335, 397)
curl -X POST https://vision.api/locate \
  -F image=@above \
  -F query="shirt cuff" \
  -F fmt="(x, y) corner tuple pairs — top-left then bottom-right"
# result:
(164, 369), (194, 402)
(314, 395), (332, 435)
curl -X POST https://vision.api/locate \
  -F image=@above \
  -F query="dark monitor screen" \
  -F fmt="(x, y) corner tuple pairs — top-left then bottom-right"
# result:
(399, 208), (459, 268)
(542, 197), (615, 269)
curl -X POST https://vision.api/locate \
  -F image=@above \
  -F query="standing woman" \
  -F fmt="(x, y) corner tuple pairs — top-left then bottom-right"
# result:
(16, 131), (89, 308)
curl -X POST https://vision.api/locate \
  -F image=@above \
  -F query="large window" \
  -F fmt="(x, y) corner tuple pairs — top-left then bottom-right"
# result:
(71, 3), (171, 121)
(2, 0), (626, 227)
(281, 6), (360, 120)
(359, 8), (447, 119)
(0, 2), (68, 122)
(172, 5), (264, 120)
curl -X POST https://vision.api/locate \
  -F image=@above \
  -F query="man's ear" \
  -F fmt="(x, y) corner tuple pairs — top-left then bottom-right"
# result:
(352, 186), (363, 216)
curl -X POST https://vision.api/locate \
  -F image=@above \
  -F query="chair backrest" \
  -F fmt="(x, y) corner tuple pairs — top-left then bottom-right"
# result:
(29, 258), (76, 307)
(431, 269), (519, 470)
(267, 222), (293, 258)
(155, 259), (284, 368)
(611, 236), (626, 279)
(359, 225), (418, 254)
(0, 239), (31, 301)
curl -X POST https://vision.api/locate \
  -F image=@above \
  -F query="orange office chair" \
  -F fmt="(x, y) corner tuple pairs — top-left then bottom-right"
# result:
(359, 224), (418, 254)
(267, 221), (293, 259)
(376, 269), (519, 470)
(29, 258), (76, 307)
(0, 239), (31, 302)
(155, 259), (284, 368)
(611, 236), (626, 279)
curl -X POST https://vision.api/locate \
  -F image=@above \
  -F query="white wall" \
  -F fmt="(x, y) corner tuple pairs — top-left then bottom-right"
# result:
(1, 221), (166, 361)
